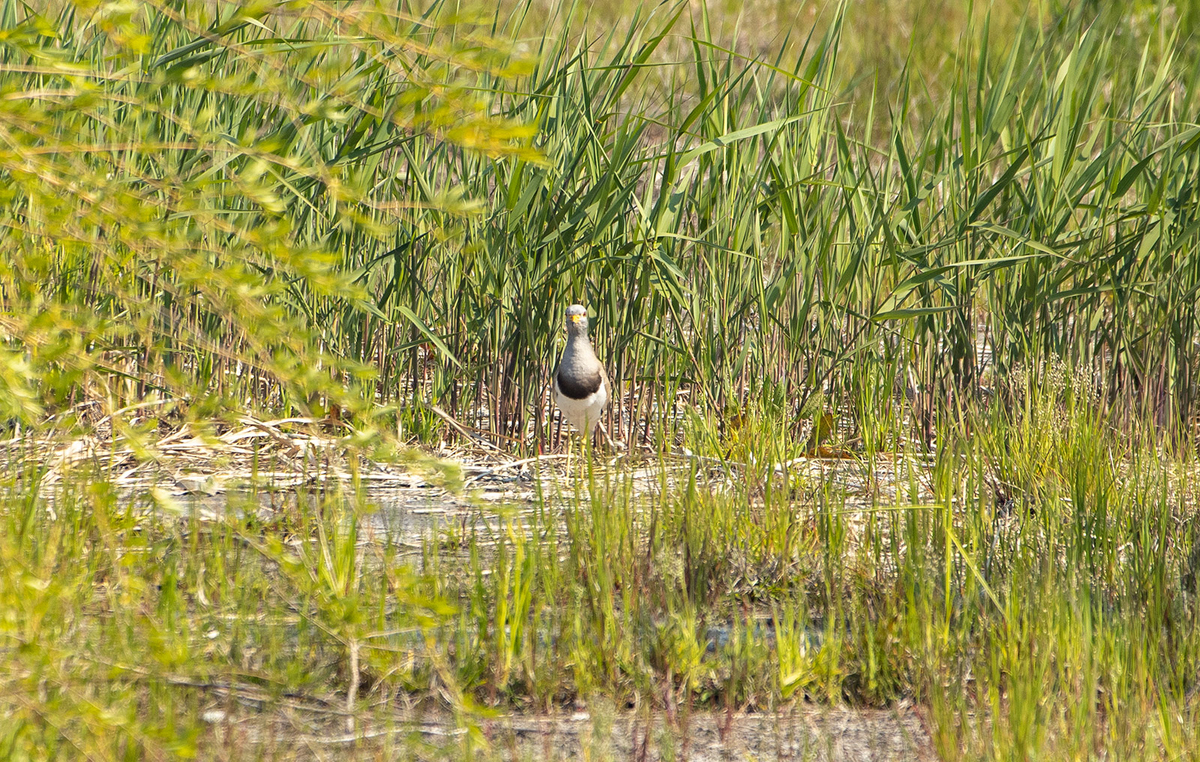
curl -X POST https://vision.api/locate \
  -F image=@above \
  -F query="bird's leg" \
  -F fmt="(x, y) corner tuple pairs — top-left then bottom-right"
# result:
(595, 423), (618, 452)
(582, 426), (598, 485)
(565, 430), (574, 482)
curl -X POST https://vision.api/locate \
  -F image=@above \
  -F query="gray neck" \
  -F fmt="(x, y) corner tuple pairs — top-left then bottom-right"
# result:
(559, 332), (600, 376)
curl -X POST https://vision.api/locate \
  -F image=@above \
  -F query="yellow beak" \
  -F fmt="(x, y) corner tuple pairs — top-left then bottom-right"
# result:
(570, 314), (583, 323)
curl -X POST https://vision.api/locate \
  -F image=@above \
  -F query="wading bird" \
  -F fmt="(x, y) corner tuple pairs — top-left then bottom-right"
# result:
(553, 304), (609, 452)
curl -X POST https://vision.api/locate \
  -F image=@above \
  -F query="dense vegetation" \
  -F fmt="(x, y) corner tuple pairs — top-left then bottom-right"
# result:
(3, 0), (1200, 759)
(3, 0), (1199, 446)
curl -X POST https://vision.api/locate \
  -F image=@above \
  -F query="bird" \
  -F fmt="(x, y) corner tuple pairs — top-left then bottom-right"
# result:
(553, 304), (609, 447)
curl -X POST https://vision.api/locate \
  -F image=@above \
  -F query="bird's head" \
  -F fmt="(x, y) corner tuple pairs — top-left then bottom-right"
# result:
(565, 304), (589, 336)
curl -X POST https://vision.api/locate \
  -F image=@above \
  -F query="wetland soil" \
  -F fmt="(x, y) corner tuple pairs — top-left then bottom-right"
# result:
(228, 706), (933, 761)
(473, 707), (933, 761)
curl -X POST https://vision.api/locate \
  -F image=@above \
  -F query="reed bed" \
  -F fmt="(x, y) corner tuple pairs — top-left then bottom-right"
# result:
(1, 0), (1197, 449)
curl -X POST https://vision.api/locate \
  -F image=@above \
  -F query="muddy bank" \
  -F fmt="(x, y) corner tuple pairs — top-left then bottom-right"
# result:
(471, 706), (933, 761)
(217, 705), (933, 761)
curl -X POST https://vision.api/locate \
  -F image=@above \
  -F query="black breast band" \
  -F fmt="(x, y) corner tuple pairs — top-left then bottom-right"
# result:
(556, 369), (603, 399)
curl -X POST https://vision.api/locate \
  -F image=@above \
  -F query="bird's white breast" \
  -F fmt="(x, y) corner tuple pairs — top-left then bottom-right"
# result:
(554, 376), (608, 432)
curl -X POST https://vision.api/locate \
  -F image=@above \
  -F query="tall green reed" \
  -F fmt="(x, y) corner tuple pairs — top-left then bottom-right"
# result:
(3, 1), (1198, 451)
(348, 1), (1200, 450)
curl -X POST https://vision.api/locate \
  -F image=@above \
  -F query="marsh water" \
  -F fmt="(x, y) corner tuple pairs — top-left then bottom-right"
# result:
(161, 455), (935, 760)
